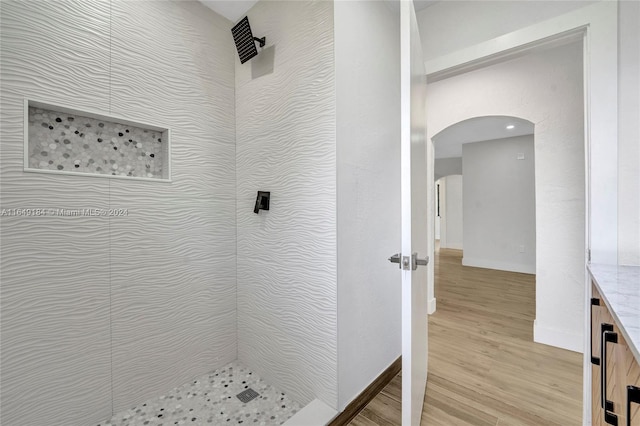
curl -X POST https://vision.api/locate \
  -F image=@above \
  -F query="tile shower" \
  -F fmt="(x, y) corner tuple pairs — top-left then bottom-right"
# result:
(22, 102), (301, 425)
(0, 1), (336, 425)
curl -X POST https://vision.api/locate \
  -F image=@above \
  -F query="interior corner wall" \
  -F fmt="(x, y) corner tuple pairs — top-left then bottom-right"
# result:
(440, 175), (463, 250)
(462, 136), (535, 274)
(335, 0), (401, 411)
(0, 1), (237, 425)
(617, 0), (640, 266)
(426, 42), (585, 352)
(235, 0), (338, 409)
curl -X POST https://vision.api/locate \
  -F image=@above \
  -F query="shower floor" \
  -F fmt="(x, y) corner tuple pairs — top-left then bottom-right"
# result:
(98, 361), (301, 426)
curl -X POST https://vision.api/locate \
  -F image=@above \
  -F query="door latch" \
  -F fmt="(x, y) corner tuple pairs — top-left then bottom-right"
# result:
(388, 253), (402, 269)
(388, 253), (410, 270)
(388, 253), (429, 270)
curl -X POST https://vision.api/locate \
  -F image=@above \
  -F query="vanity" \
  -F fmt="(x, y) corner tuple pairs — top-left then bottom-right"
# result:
(589, 264), (640, 425)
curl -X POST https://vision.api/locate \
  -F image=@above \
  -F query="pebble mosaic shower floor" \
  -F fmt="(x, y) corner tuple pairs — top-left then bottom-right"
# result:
(98, 362), (301, 426)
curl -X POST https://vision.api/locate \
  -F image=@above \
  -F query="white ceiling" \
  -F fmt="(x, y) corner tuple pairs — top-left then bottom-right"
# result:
(200, 0), (259, 22)
(200, 0), (439, 23)
(433, 116), (534, 159)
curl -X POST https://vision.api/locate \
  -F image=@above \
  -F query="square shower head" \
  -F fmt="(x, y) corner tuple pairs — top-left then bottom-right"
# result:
(231, 17), (259, 64)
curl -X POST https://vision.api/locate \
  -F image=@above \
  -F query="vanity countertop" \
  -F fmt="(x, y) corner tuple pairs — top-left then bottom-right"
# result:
(588, 263), (640, 363)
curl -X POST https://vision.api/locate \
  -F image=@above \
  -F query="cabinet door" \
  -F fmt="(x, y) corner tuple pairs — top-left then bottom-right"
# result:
(594, 361), (604, 426)
(614, 331), (640, 425)
(592, 281), (640, 426)
(602, 306), (617, 424)
(592, 284), (604, 361)
(602, 319), (620, 424)
(592, 284), (605, 426)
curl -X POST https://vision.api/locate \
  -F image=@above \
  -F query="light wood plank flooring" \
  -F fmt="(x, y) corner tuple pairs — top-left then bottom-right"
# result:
(348, 246), (583, 426)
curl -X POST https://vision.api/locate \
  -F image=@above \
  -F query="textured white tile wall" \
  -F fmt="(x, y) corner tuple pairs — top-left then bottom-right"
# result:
(0, 2), (112, 425)
(0, 1), (237, 424)
(235, 0), (338, 409)
(108, 1), (237, 412)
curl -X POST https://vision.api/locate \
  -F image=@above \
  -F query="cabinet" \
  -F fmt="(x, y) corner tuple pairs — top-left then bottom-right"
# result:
(591, 283), (640, 425)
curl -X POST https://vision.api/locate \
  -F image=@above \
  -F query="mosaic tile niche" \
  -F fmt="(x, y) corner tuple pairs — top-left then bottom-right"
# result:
(26, 102), (169, 180)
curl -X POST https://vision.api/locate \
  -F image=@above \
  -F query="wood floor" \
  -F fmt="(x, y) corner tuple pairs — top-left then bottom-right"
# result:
(348, 246), (583, 426)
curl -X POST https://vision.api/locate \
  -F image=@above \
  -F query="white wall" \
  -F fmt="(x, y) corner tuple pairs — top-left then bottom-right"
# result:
(427, 42), (585, 352)
(416, 0), (597, 61)
(618, 0), (640, 266)
(335, 0), (401, 411)
(0, 1), (237, 424)
(235, 0), (338, 409)
(435, 157), (462, 180)
(439, 175), (463, 250)
(462, 136), (536, 274)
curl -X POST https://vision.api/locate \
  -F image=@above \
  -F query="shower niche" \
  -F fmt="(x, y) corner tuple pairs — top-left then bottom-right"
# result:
(24, 100), (171, 182)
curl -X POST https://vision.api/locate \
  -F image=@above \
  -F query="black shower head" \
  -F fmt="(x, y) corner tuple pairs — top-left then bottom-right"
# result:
(231, 16), (266, 64)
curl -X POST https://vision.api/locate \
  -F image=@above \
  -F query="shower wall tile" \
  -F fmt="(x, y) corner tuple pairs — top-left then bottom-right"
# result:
(107, 0), (237, 413)
(235, 0), (338, 409)
(108, 0), (235, 146)
(1, 0), (237, 425)
(0, 0), (111, 114)
(0, 1), (113, 425)
(109, 196), (236, 412)
(0, 214), (112, 426)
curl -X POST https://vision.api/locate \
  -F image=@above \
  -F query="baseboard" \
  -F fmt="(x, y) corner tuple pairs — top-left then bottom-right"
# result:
(533, 320), (583, 353)
(328, 356), (402, 426)
(462, 256), (535, 274)
(428, 297), (437, 314)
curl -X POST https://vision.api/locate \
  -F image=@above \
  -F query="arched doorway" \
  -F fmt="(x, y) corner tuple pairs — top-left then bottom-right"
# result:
(433, 115), (536, 274)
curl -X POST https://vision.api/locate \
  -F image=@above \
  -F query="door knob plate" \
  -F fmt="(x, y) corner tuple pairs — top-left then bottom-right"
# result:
(389, 253), (429, 270)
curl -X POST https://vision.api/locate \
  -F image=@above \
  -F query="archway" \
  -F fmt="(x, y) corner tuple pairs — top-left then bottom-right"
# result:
(425, 41), (586, 353)
(433, 115), (536, 273)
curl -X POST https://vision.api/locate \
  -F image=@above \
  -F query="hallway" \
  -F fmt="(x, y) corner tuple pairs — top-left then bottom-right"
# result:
(349, 246), (583, 425)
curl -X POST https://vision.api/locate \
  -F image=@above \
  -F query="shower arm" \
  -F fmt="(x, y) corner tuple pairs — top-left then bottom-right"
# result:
(254, 37), (266, 48)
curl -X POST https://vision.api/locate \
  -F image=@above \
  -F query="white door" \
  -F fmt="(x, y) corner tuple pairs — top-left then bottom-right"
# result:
(400, 1), (429, 424)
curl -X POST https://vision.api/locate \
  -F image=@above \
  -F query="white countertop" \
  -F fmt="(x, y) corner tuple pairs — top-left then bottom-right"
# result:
(588, 264), (640, 363)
